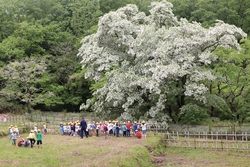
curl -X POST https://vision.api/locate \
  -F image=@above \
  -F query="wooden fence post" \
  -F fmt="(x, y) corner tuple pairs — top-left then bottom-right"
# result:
(198, 132), (200, 148)
(216, 131), (218, 151)
(167, 131), (170, 146)
(236, 132), (239, 152)
(233, 132), (235, 151)
(173, 131), (176, 147)
(221, 132), (223, 150)
(188, 131), (190, 148)
(194, 132), (196, 149)
(177, 131), (180, 148)
(242, 132), (244, 152)
(211, 131), (213, 149)
(185, 131), (187, 148)
(54, 122), (56, 134)
(246, 132), (248, 153)
(226, 131), (228, 151)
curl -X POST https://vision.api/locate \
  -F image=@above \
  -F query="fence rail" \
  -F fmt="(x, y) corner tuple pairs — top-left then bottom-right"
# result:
(163, 131), (250, 153)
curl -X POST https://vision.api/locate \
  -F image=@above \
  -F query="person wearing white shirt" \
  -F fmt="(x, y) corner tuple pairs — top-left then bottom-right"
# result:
(14, 126), (20, 137)
(141, 121), (147, 139)
(108, 121), (113, 137)
(87, 122), (92, 137)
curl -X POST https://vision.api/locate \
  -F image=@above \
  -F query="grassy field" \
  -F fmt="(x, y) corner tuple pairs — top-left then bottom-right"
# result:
(0, 134), (160, 167)
(1, 133), (250, 167)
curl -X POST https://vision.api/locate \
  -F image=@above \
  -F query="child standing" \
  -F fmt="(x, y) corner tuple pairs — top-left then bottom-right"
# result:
(43, 122), (47, 135)
(78, 123), (81, 137)
(75, 122), (78, 137)
(126, 121), (131, 137)
(34, 124), (38, 136)
(116, 121), (119, 137)
(108, 120), (113, 137)
(112, 120), (116, 137)
(9, 127), (13, 137)
(141, 121), (146, 139)
(96, 122), (99, 137)
(60, 122), (63, 136)
(9, 130), (17, 147)
(63, 123), (67, 135)
(14, 125), (19, 137)
(104, 123), (108, 139)
(92, 121), (96, 137)
(36, 129), (43, 148)
(122, 122), (126, 137)
(99, 122), (104, 136)
(29, 130), (36, 148)
(133, 122), (138, 134)
(87, 121), (92, 137)
(67, 123), (71, 136)
(71, 123), (75, 136)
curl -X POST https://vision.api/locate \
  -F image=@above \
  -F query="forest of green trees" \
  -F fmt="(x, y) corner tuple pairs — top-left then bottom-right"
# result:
(0, 0), (250, 124)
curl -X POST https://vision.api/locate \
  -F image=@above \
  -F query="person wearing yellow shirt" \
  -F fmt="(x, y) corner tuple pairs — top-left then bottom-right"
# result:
(29, 130), (36, 148)
(43, 122), (47, 135)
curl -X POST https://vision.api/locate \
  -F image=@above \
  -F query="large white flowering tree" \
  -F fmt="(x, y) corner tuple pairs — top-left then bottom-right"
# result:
(78, 0), (247, 122)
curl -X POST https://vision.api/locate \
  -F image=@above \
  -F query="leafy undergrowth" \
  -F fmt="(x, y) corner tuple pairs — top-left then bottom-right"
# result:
(0, 134), (161, 167)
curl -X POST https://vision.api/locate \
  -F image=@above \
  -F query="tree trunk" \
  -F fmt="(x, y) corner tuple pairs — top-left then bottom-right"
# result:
(27, 101), (31, 113)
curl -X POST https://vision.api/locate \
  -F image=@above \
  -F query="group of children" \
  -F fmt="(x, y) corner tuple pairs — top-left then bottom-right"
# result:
(8, 124), (43, 149)
(57, 120), (147, 139)
(8, 120), (147, 147)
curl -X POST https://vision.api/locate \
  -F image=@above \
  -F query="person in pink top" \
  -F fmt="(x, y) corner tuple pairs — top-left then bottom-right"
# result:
(126, 121), (131, 137)
(99, 122), (104, 136)
(75, 123), (78, 137)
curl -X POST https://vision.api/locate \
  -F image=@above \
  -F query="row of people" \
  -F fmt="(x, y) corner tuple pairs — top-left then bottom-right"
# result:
(56, 120), (147, 139)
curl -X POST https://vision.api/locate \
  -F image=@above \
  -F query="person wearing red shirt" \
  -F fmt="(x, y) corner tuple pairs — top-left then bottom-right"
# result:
(18, 139), (24, 147)
(126, 121), (131, 137)
(135, 130), (141, 139)
(104, 124), (108, 139)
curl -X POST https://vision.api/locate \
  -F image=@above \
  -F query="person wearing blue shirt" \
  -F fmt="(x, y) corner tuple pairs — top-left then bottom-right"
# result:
(133, 121), (138, 133)
(116, 121), (120, 137)
(122, 122), (126, 137)
(91, 121), (96, 137)
(60, 122), (63, 136)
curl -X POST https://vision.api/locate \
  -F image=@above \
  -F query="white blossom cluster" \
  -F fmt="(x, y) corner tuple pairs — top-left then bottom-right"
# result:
(78, 0), (247, 121)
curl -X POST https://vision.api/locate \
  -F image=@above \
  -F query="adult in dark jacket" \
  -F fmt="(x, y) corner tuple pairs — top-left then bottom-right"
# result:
(80, 118), (88, 138)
